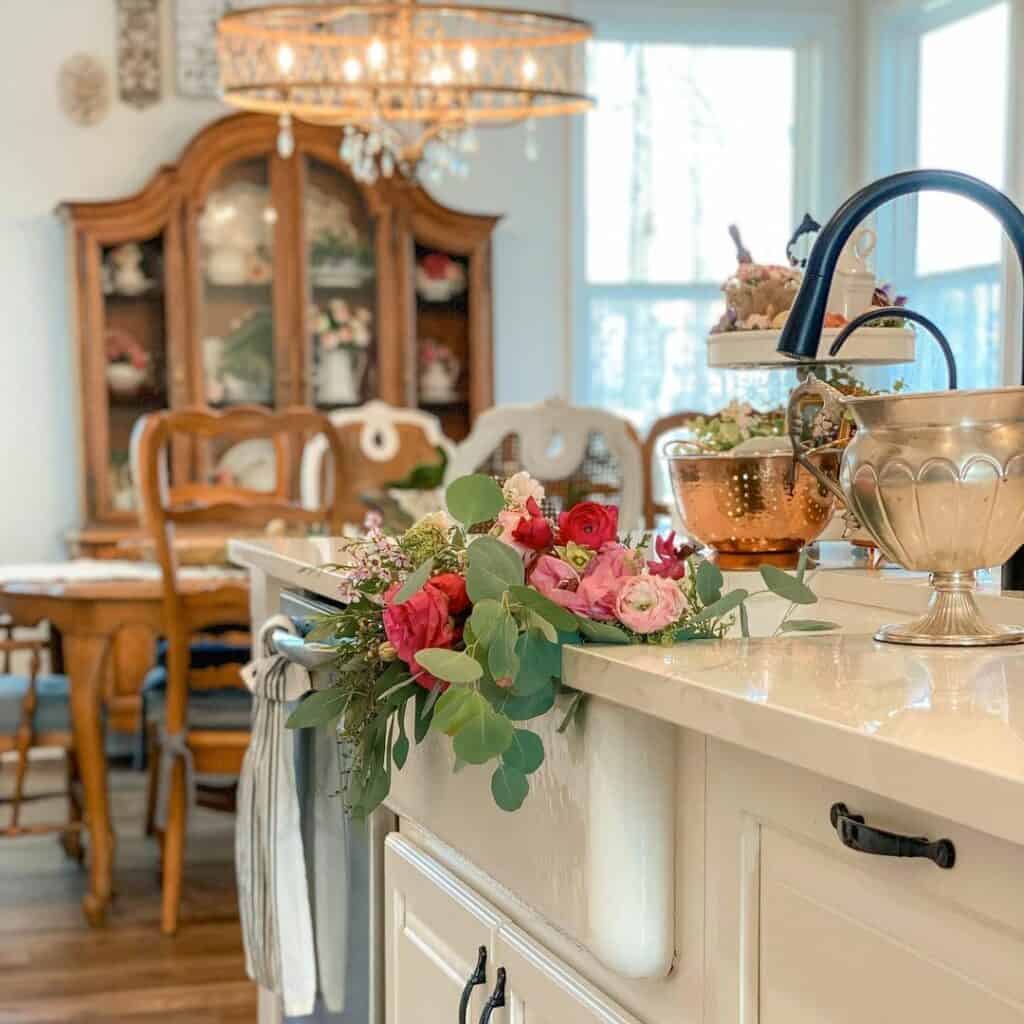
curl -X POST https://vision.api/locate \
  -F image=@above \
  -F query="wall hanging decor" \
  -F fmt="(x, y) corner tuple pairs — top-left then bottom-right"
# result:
(116, 0), (162, 109)
(175, 0), (265, 98)
(58, 54), (111, 126)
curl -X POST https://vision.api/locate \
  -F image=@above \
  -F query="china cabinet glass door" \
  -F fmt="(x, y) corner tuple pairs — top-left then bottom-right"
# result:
(100, 232), (169, 517)
(303, 155), (378, 410)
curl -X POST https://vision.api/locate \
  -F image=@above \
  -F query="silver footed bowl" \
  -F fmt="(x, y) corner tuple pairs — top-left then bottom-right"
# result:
(789, 379), (1024, 647)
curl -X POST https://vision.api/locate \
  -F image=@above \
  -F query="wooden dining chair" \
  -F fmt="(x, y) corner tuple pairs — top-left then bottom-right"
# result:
(445, 397), (645, 531)
(641, 410), (704, 527)
(131, 405), (345, 934)
(300, 400), (454, 523)
(0, 623), (83, 856)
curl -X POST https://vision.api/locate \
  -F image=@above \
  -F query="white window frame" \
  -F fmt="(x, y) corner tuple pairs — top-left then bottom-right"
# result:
(865, 0), (1022, 387)
(569, 2), (856, 406)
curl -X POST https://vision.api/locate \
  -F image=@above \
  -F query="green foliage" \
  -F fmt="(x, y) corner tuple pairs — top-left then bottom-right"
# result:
(778, 619), (838, 632)
(446, 474), (504, 527)
(487, 614), (519, 681)
(696, 559), (724, 606)
(452, 705), (514, 764)
(286, 688), (348, 729)
(575, 616), (631, 644)
(431, 686), (486, 735)
(691, 588), (749, 624)
(414, 648), (484, 684)
(491, 764), (530, 811)
(512, 630), (560, 696)
(469, 599), (504, 648)
(393, 557), (435, 604)
(760, 565), (818, 605)
(502, 729), (544, 774)
(413, 686), (436, 743)
(508, 585), (580, 632)
(386, 447), (448, 490)
(465, 536), (525, 602)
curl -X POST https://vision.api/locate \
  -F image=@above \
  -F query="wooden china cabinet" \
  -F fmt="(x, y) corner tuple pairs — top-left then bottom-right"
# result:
(61, 112), (499, 558)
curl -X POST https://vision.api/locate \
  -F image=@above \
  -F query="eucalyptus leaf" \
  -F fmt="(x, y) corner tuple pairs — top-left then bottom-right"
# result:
(466, 563), (511, 604)
(491, 764), (530, 811)
(508, 585), (579, 632)
(373, 661), (410, 698)
(452, 706), (514, 764)
(502, 728), (544, 774)
(430, 686), (486, 736)
(696, 559), (724, 606)
(415, 648), (484, 684)
(392, 711), (410, 769)
(468, 536), (525, 587)
(525, 609), (558, 643)
(760, 564), (817, 605)
(393, 557), (435, 604)
(414, 685), (436, 744)
(739, 602), (750, 639)
(286, 688), (348, 730)
(556, 691), (585, 734)
(469, 599), (504, 648)
(778, 619), (839, 632)
(446, 474), (505, 527)
(488, 613), (520, 681)
(575, 616), (631, 644)
(691, 588), (749, 624)
(512, 629), (559, 696)
(497, 681), (556, 721)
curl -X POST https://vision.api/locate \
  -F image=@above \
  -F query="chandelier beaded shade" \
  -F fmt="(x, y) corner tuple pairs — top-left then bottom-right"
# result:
(217, 1), (594, 182)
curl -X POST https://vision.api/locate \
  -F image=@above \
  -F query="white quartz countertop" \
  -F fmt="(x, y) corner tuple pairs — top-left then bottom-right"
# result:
(231, 536), (1024, 846)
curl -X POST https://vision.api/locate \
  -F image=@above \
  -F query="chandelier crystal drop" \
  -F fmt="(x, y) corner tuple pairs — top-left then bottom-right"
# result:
(217, 1), (593, 184)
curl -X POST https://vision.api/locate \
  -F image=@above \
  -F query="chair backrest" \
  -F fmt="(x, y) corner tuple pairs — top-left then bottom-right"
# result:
(641, 410), (704, 527)
(445, 397), (645, 531)
(300, 400), (454, 522)
(132, 405), (346, 600)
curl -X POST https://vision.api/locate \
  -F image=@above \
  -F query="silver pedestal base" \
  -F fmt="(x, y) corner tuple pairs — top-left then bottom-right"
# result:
(875, 571), (1024, 647)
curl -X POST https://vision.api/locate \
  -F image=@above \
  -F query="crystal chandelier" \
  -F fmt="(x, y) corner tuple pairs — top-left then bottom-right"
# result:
(217, 1), (594, 184)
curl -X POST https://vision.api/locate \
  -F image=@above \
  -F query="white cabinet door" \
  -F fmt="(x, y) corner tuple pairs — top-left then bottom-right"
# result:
(385, 834), (500, 1024)
(706, 740), (1024, 1024)
(495, 925), (641, 1024)
(385, 833), (640, 1024)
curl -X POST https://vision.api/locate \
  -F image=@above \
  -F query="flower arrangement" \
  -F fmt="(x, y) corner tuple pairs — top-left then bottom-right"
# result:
(691, 400), (787, 452)
(712, 263), (803, 333)
(288, 472), (831, 817)
(105, 327), (151, 397)
(314, 299), (373, 352)
(416, 252), (467, 302)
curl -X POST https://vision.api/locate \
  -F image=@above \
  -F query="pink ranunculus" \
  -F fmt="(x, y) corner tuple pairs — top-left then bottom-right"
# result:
(529, 554), (587, 616)
(583, 542), (641, 580)
(614, 575), (687, 635)
(382, 581), (457, 690)
(574, 563), (622, 621)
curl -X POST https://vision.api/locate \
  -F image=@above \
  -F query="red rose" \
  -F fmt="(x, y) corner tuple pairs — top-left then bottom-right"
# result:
(511, 497), (554, 552)
(382, 581), (457, 690)
(558, 502), (619, 551)
(429, 573), (470, 615)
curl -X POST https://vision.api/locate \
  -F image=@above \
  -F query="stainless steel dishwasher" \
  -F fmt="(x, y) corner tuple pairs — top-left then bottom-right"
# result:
(277, 589), (377, 1024)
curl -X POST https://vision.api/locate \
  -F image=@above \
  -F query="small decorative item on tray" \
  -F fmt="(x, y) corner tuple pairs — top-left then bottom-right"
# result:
(306, 184), (374, 288)
(314, 299), (373, 406)
(105, 327), (150, 397)
(418, 338), (461, 403)
(416, 252), (467, 302)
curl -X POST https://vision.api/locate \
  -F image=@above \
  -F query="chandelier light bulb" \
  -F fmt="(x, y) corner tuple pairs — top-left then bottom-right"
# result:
(521, 54), (538, 83)
(277, 43), (295, 74)
(367, 38), (386, 71)
(276, 112), (295, 159)
(343, 56), (363, 82)
(459, 45), (478, 72)
(430, 62), (454, 86)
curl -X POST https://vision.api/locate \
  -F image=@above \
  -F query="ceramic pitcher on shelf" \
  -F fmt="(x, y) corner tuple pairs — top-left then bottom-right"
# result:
(826, 226), (876, 321)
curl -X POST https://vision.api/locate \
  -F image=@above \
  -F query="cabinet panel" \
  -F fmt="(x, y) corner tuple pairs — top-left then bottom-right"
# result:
(497, 926), (640, 1024)
(706, 740), (1024, 1024)
(385, 835), (499, 1024)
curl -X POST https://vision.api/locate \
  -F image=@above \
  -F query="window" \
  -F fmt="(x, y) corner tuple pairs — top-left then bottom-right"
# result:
(577, 37), (820, 429)
(867, 0), (1011, 394)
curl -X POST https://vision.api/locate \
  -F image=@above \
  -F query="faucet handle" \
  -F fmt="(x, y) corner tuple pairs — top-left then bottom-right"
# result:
(786, 375), (852, 511)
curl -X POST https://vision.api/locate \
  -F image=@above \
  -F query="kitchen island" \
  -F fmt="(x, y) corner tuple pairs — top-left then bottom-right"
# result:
(231, 537), (1024, 1024)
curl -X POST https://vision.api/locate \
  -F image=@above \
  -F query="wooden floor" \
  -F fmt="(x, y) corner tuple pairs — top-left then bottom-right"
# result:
(0, 757), (257, 1023)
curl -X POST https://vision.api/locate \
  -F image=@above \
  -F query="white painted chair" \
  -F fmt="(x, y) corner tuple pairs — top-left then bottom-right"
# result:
(301, 401), (455, 522)
(445, 397), (645, 531)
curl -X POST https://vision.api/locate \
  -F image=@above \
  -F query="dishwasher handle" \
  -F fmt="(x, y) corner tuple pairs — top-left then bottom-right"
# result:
(270, 627), (338, 670)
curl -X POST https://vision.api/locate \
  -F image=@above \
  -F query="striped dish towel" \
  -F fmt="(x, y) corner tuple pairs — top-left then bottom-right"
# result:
(236, 615), (320, 1018)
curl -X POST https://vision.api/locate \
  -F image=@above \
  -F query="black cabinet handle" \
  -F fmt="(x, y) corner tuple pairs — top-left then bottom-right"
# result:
(458, 947), (487, 1024)
(830, 803), (956, 869)
(478, 967), (506, 1024)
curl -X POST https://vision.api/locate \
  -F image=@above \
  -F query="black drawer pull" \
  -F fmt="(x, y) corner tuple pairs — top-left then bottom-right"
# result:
(478, 967), (506, 1024)
(459, 947), (487, 1024)
(830, 803), (955, 869)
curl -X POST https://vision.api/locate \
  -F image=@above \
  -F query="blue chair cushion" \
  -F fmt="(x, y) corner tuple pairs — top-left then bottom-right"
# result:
(143, 668), (252, 732)
(155, 635), (251, 670)
(0, 673), (71, 735)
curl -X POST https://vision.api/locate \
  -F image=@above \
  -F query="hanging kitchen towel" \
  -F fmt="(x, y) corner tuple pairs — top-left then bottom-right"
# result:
(236, 614), (318, 1019)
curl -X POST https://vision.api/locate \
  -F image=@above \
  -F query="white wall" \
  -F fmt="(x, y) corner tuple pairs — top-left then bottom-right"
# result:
(0, 1), (571, 562)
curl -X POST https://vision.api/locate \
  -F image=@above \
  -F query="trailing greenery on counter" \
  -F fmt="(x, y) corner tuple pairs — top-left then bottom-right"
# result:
(287, 473), (832, 816)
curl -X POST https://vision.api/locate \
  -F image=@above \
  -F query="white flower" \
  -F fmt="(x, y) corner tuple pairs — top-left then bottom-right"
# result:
(502, 471), (545, 510)
(401, 501), (453, 530)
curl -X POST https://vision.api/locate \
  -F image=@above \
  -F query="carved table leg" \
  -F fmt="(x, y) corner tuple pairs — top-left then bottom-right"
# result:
(64, 633), (114, 926)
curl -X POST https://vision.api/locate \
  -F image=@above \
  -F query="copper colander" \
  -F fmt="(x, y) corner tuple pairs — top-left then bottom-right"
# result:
(665, 442), (840, 555)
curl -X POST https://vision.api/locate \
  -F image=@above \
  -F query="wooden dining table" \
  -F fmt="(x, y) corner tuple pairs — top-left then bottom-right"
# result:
(0, 566), (246, 926)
